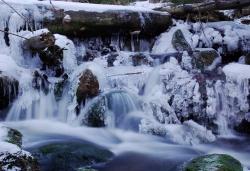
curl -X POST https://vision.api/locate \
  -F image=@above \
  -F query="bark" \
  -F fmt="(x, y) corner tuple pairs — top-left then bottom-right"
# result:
(156, 0), (250, 16)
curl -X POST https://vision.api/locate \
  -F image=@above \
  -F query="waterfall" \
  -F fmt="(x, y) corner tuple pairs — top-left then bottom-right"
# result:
(77, 90), (142, 129)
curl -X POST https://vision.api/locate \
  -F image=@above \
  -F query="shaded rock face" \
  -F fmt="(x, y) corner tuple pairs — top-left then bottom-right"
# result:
(0, 152), (40, 171)
(29, 141), (113, 171)
(24, 32), (64, 77)
(185, 154), (243, 171)
(0, 76), (19, 111)
(76, 69), (99, 105)
(192, 49), (220, 71)
(39, 45), (64, 77)
(235, 118), (250, 135)
(245, 53), (250, 65)
(172, 29), (192, 53)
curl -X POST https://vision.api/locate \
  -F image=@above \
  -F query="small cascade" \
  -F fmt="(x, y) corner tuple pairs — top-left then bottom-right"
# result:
(77, 90), (141, 129)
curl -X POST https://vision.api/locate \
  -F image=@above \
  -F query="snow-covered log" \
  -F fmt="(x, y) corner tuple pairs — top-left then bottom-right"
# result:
(156, 0), (250, 17)
(0, 0), (172, 37)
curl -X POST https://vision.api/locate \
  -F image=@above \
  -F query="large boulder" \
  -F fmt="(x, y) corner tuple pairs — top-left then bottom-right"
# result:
(185, 154), (243, 171)
(76, 69), (99, 105)
(29, 141), (113, 171)
(0, 75), (19, 111)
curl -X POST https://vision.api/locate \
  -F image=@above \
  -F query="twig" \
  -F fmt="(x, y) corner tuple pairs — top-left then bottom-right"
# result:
(0, 0), (33, 32)
(0, 29), (28, 40)
(49, 0), (57, 12)
(108, 72), (143, 77)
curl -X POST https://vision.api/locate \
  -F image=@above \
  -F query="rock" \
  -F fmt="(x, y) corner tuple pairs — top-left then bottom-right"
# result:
(0, 151), (40, 171)
(54, 74), (69, 101)
(107, 53), (118, 67)
(5, 127), (22, 148)
(23, 32), (55, 51)
(83, 50), (99, 61)
(234, 118), (250, 134)
(82, 97), (106, 127)
(32, 71), (50, 94)
(39, 45), (64, 77)
(131, 53), (153, 66)
(29, 141), (113, 171)
(192, 48), (220, 71)
(185, 154), (243, 171)
(172, 29), (192, 53)
(76, 69), (99, 105)
(245, 53), (250, 65)
(0, 75), (19, 111)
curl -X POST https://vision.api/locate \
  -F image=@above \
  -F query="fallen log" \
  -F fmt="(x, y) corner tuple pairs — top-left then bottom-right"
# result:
(0, 1), (172, 38)
(155, 0), (250, 17)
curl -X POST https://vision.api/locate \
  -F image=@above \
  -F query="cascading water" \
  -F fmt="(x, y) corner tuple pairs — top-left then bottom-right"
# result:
(1, 1), (250, 170)
(77, 90), (142, 129)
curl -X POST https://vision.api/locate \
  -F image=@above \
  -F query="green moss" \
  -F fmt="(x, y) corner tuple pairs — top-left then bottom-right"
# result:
(30, 141), (113, 171)
(185, 154), (243, 171)
(84, 97), (106, 127)
(172, 29), (192, 52)
(193, 49), (218, 70)
(5, 127), (22, 147)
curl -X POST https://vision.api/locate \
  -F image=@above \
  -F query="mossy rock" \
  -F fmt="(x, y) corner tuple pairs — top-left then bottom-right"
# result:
(172, 29), (192, 53)
(185, 154), (243, 171)
(5, 127), (22, 148)
(83, 97), (106, 127)
(30, 141), (113, 171)
(193, 48), (219, 71)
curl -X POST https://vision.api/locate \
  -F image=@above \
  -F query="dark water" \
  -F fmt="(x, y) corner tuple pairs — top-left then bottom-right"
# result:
(4, 120), (250, 171)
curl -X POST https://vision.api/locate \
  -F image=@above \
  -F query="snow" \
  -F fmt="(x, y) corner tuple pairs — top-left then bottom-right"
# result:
(0, 124), (29, 156)
(55, 34), (77, 72)
(223, 63), (250, 79)
(152, 23), (193, 54)
(140, 119), (216, 145)
(130, 1), (166, 10)
(2, 0), (168, 14)
(0, 55), (22, 79)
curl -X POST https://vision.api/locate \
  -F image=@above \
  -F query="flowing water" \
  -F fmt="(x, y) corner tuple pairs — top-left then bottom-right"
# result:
(1, 2), (250, 171)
